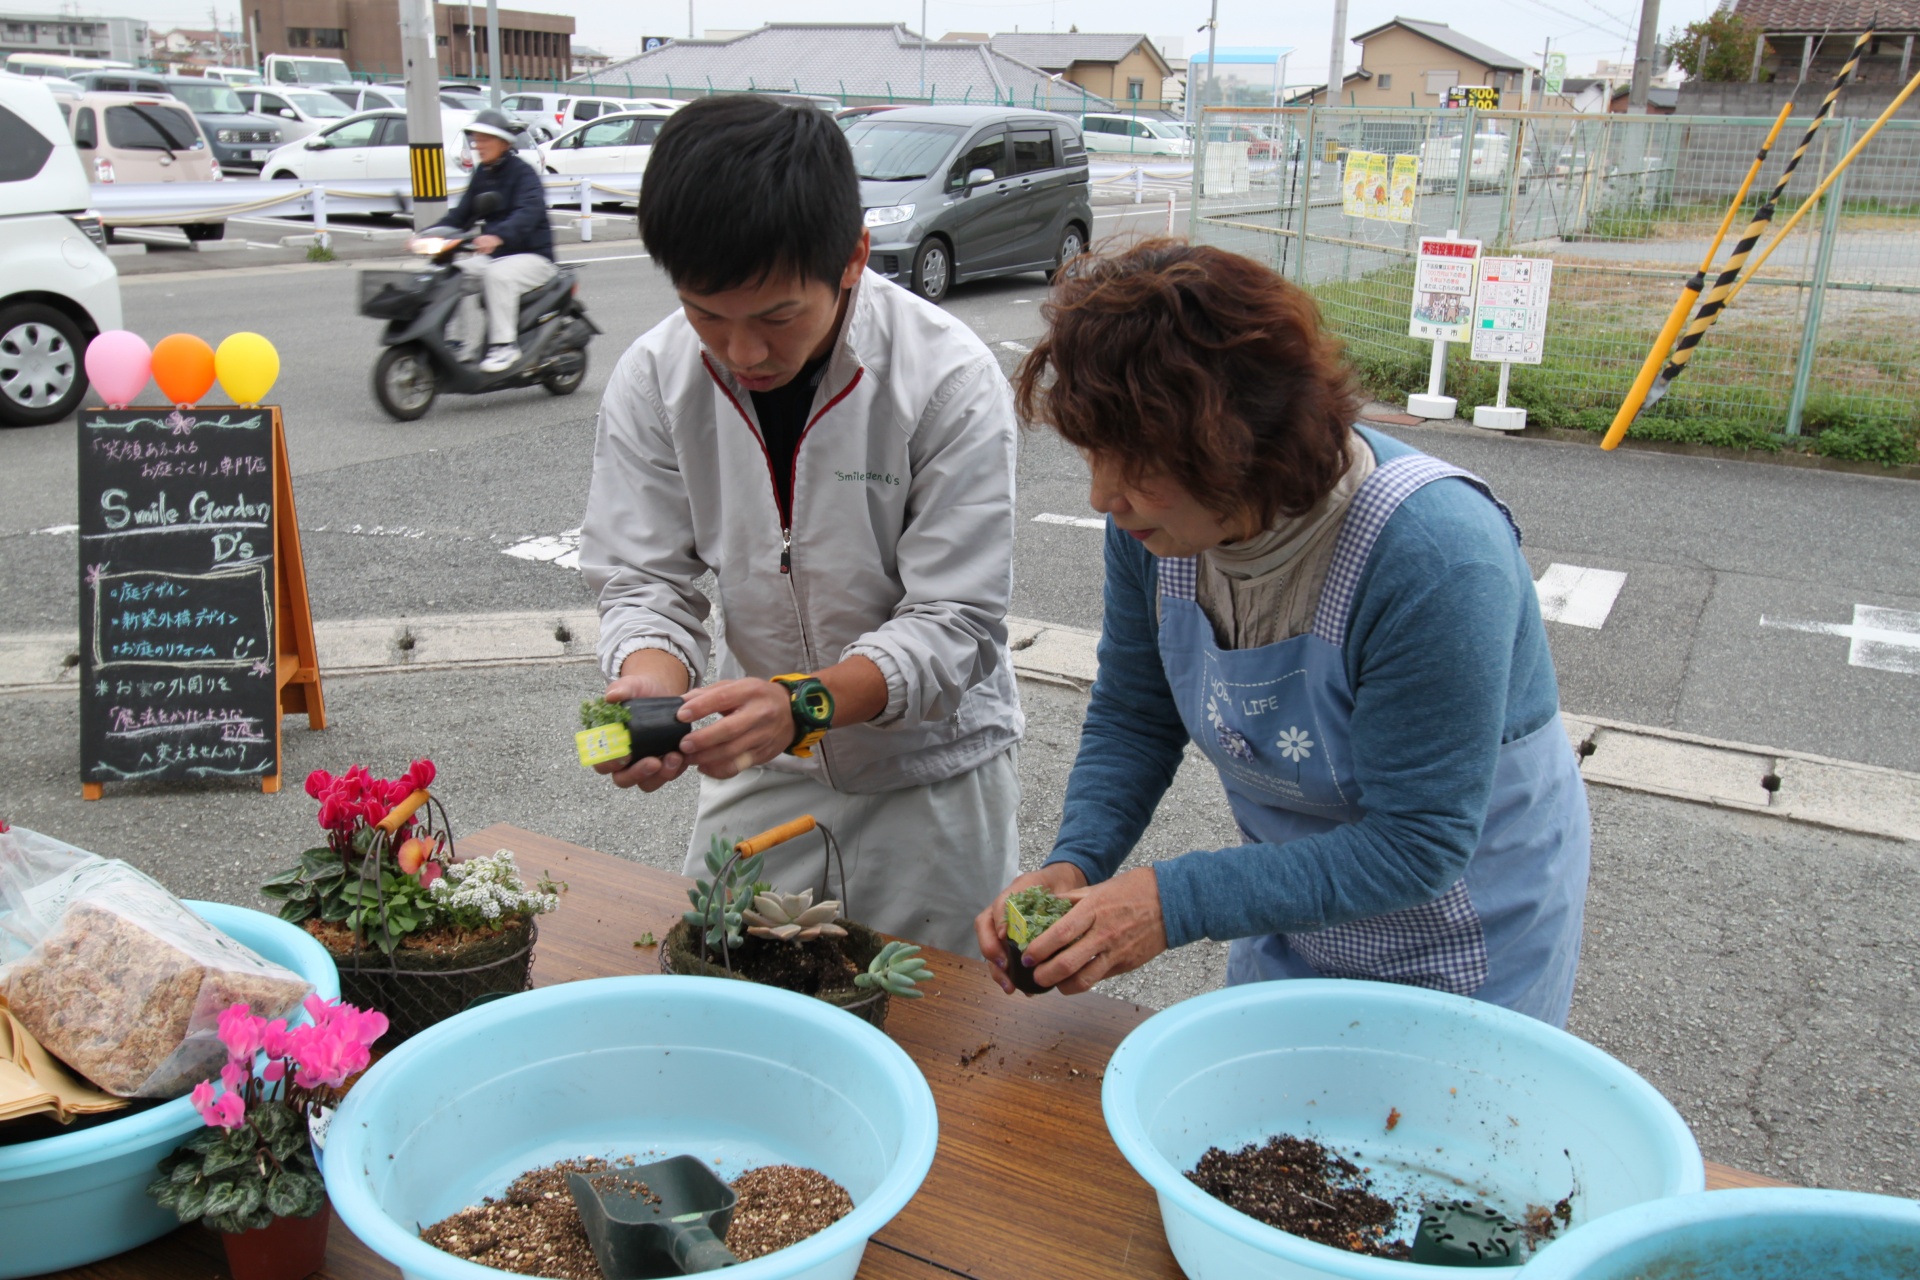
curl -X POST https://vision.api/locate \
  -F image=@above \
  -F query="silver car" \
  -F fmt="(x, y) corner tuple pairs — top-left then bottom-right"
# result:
(847, 106), (1092, 304)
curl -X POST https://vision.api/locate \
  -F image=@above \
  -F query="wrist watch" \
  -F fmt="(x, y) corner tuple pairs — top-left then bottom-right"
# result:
(770, 674), (835, 758)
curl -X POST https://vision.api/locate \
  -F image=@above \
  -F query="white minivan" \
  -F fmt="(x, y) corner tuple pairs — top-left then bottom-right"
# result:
(0, 76), (122, 426)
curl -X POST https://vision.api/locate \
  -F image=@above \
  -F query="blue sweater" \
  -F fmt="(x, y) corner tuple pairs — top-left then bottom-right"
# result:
(446, 151), (554, 261)
(1045, 430), (1563, 948)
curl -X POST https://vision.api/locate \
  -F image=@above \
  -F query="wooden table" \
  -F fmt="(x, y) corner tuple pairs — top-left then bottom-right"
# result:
(64, 825), (1784, 1280)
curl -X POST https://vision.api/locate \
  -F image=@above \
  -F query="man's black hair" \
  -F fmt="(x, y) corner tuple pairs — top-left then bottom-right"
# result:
(639, 95), (861, 295)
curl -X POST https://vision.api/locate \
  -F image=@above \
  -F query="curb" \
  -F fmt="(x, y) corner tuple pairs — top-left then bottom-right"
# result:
(5, 611), (1913, 843)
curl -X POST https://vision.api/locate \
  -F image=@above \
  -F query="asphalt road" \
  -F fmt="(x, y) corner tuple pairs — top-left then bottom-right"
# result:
(4, 201), (1919, 780)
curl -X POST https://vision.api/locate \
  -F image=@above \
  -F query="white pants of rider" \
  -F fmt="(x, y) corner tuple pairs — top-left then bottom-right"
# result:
(457, 252), (558, 347)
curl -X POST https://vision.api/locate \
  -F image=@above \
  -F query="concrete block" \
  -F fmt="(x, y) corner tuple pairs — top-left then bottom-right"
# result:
(1407, 392), (1457, 420)
(1581, 729), (1774, 810)
(279, 234), (320, 248)
(1008, 615), (1100, 689)
(191, 238), (250, 252)
(0, 634), (81, 690)
(1771, 757), (1920, 842)
(104, 243), (147, 257)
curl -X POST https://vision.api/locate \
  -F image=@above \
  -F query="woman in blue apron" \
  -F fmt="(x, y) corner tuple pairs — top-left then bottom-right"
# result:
(975, 240), (1590, 1026)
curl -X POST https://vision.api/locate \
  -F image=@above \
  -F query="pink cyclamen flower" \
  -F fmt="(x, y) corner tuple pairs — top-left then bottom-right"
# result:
(217, 1003), (266, 1062)
(261, 1018), (292, 1060)
(220, 1061), (249, 1093)
(191, 1081), (245, 1130)
(262, 1057), (286, 1084)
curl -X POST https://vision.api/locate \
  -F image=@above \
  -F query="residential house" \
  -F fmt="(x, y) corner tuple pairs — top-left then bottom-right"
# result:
(594, 24), (1111, 111)
(1607, 84), (1678, 112)
(570, 44), (611, 76)
(0, 10), (148, 63)
(1732, 0), (1920, 83)
(1296, 17), (1526, 108)
(988, 31), (1174, 110)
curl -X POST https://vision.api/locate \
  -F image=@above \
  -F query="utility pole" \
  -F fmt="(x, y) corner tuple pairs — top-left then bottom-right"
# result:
(1326, 0), (1349, 107)
(465, 1), (476, 78)
(919, 0), (927, 99)
(1200, 0), (1219, 120)
(486, 0), (502, 107)
(1628, 0), (1659, 113)
(688, 1), (694, 41)
(399, 0), (447, 227)
(1525, 35), (1548, 109)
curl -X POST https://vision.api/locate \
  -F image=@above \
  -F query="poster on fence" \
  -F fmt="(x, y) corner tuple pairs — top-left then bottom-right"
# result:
(1470, 256), (1554, 364)
(1342, 151), (1373, 218)
(1388, 154), (1419, 223)
(1409, 236), (1482, 341)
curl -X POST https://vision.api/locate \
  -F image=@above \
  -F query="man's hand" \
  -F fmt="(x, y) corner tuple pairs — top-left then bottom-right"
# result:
(472, 233), (503, 255)
(1020, 866), (1169, 996)
(675, 678), (796, 779)
(973, 862), (1089, 994)
(592, 650), (693, 793)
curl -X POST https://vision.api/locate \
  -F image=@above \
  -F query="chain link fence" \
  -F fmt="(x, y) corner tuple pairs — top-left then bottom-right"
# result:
(1189, 104), (1920, 448)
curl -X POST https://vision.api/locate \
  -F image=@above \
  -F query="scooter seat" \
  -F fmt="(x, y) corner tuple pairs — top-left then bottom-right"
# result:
(518, 272), (575, 323)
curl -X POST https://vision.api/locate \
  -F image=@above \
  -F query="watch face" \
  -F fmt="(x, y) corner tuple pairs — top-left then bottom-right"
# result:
(793, 680), (834, 729)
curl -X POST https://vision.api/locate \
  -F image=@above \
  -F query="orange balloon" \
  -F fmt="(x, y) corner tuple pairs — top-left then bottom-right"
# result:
(151, 333), (217, 406)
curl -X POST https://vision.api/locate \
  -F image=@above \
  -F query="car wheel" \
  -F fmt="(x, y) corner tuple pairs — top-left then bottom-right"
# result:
(1045, 223), (1087, 284)
(372, 344), (438, 421)
(184, 222), (225, 241)
(0, 303), (88, 428)
(270, 169), (296, 180)
(912, 237), (951, 304)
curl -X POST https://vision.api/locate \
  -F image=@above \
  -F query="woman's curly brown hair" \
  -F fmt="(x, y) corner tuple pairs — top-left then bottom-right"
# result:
(1015, 238), (1360, 526)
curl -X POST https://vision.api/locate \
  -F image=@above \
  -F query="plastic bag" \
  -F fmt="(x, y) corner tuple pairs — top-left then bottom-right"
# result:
(0, 825), (312, 1099)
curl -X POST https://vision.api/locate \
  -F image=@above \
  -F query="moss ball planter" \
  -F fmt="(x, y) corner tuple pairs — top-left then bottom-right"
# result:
(307, 916), (535, 1046)
(658, 917), (892, 1031)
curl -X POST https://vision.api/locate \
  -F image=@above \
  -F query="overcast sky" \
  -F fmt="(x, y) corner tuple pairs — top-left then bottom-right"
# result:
(101, 0), (1724, 81)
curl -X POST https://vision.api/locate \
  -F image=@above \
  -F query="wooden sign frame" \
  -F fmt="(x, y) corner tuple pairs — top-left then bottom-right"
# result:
(78, 406), (323, 799)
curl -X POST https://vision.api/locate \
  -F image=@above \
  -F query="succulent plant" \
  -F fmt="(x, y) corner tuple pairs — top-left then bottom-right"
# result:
(581, 696), (630, 730)
(683, 833), (766, 953)
(1006, 885), (1074, 942)
(855, 940), (932, 999)
(743, 888), (848, 942)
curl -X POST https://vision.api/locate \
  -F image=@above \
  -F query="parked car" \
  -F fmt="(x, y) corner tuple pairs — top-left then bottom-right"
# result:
(62, 91), (223, 189)
(835, 104), (906, 127)
(329, 84), (492, 114)
(1078, 113), (1190, 157)
(257, 108), (470, 182)
(67, 69), (172, 96)
(535, 110), (671, 178)
(236, 85), (353, 140)
(843, 105), (1092, 304)
(1419, 131), (1533, 193)
(156, 75), (282, 173)
(205, 66), (263, 88)
(0, 75), (122, 426)
(547, 94), (644, 136)
(263, 54), (352, 88)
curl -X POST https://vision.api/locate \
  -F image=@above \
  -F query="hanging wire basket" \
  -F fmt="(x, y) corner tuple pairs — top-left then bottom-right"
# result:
(310, 788), (539, 1046)
(659, 817), (891, 1029)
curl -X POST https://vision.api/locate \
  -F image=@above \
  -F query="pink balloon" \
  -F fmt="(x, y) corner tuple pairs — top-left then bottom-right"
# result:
(84, 330), (152, 408)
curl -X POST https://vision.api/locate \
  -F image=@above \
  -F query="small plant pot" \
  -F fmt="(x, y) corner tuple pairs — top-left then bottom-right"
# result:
(308, 917), (536, 1046)
(1004, 939), (1055, 997)
(220, 1201), (331, 1280)
(659, 918), (892, 1030)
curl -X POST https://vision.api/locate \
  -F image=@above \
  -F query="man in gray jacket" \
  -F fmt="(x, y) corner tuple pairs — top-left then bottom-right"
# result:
(579, 95), (1023, 954)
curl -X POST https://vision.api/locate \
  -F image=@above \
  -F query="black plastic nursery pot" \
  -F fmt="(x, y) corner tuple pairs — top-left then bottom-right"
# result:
(659, 918), (892, 1030)
(1003, 939), (1055, 997)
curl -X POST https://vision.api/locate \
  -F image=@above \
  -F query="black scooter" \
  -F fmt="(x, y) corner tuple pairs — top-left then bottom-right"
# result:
(361, 193), (600, 421)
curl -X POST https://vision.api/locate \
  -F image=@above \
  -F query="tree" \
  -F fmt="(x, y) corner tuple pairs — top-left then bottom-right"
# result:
(1668, 11), (1771, 82)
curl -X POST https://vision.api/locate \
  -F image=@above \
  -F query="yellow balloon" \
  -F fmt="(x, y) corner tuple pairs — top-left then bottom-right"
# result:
(214, 331), (280, 406)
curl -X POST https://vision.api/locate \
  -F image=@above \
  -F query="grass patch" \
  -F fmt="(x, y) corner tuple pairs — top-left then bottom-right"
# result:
(306, 241), (336, 262)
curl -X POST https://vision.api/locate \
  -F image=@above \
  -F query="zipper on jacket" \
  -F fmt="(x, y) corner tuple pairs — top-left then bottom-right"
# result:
(780, 528), (792, 575)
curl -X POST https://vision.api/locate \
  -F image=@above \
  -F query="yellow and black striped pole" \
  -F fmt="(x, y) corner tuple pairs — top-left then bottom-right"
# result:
(410, 143), (448, 202)
(1603, 28), (1871, 449)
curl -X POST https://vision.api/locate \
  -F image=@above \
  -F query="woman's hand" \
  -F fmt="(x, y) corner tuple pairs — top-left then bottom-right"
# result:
(973, 863), (1089, 994)
(1023, 867), (1170, 995)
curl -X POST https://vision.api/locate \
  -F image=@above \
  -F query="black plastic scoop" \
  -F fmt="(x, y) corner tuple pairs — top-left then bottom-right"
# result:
(567, 1156), (739, 1277)
(1410, 1200), (1527, 1267)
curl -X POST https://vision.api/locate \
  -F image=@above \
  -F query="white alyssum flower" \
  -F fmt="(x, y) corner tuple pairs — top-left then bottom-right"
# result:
(428, 849), (559, 925)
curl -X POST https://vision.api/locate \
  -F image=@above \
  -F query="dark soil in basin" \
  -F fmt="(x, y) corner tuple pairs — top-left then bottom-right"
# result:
(1188, 1134), (1413, 1260)
(705, 934), (860, 997)
(422, 1155), (854, 1277)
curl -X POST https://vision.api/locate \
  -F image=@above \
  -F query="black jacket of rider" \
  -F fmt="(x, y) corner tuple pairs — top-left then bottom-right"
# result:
(446, 150), (553, 261)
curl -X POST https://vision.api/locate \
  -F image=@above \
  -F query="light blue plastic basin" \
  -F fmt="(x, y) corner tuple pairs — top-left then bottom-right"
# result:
(323, 975), (939, 1280)
(1517, 1187), (1920, 1278)
(0, 901), (339, 1278)
(1102, 979), (1705, 1279)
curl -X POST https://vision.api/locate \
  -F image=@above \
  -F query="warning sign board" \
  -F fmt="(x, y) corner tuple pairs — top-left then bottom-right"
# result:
(1409, 236), (1482, 342)
(1470, 256), (1554, 364)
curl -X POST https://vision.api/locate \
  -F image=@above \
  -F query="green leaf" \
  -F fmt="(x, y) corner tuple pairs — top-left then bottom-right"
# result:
(147, 1173), (179, 1203)
(277, 899), (316, 924)
(301, 848), (344, 876)
(320, 897), (353, 923)
(201, 1144), (252, 1176)
(170, 1159), (202, 1185)
(264, 1173), (305, 1218)
(231, 1180), (264, 1223)
(262, 865), (307, 888)
(202, 1181), (240, 1218)
(176, 1181), (209, 1222)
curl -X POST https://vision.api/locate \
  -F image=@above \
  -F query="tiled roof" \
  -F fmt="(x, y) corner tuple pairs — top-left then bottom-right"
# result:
(987, 32), (1161, 72)
(1732, 0), (1920, 32)
(593, 23), (1111, 109)
(1351, 17), (1526, 72)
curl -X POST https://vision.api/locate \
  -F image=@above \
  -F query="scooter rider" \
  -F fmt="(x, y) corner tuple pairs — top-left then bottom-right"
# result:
(444, 109), (555, 373)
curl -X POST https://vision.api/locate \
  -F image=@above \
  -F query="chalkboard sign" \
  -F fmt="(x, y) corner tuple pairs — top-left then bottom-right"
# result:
(76, 406), (323, 794)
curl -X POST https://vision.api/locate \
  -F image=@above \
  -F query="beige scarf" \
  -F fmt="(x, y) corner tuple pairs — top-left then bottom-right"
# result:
(1194, 431), (1377, 650)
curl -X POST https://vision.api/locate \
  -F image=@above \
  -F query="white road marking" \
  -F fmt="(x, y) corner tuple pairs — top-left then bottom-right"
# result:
(31, 523), (78, 535)
(503, 528), (582, 570)
(560, 251), (651, 264)
(1033, 512), (1106, 530)
(1535, 563), (1627, 629)
(1761, 605), (1920, 675)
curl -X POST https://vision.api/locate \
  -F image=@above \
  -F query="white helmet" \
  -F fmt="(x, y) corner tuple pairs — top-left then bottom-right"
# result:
(463, 108), (522, 146)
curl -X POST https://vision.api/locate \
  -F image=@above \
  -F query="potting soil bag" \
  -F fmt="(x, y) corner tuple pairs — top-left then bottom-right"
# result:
(0, 825), (312, 1098)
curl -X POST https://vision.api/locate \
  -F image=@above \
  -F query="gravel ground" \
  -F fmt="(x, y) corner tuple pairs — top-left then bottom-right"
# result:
(3, 675), (1913, 1196)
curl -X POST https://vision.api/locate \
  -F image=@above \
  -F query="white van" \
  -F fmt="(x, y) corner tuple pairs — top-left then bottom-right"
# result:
(206, 67), (264, 88)
(264, 54), (352, 87)
(4, 53), (133, 79)
(0, 76), (123, 427)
